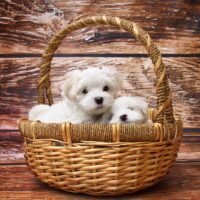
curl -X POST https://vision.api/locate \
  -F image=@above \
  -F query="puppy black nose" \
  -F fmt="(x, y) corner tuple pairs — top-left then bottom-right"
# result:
(95, 97), (104, 105)
(120, 114), (128, 121)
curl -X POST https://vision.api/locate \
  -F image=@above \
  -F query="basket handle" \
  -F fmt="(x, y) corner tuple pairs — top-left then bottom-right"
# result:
(38, 16), (174, 124)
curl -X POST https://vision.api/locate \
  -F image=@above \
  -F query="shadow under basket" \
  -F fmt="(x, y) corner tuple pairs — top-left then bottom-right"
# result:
(19, 15), (183, 196)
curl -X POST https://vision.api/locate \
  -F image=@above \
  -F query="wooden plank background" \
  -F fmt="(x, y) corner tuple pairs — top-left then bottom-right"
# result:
(0, 0), (200, 129)
(0, 0), (200, 54)
(0, 57), (200, 129)
(0, 1), (200, 199)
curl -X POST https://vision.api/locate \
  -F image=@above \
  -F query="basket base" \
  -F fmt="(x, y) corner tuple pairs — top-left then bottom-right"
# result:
(24, 138), (180, 196)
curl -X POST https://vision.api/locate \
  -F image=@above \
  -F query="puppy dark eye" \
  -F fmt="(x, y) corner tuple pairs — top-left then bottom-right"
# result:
(103, 85), (109, 91)
(128, 107), (134, 110)
(82, 89), (88, 94)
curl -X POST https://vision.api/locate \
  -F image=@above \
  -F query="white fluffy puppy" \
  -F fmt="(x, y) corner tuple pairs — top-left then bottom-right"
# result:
(106, 96), (150, 124)
(29, 67), (122, 124)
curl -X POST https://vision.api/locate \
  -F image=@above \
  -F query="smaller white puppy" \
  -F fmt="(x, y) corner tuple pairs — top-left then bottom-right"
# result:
(106, 96), (150, 124)
(29, 67), (122, 124)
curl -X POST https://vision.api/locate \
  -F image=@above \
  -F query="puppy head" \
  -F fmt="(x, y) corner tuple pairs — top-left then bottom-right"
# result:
(61, 67), (122, 115)
(110, 96), (148, 124)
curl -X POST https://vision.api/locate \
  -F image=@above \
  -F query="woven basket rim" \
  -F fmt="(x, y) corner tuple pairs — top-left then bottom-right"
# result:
(19, 117), (182, 144)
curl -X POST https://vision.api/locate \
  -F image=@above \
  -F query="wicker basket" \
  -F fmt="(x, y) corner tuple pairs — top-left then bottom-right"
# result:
(19, 16), (182, 196)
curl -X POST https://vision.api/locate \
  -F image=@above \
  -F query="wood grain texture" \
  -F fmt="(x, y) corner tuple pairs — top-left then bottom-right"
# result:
(1, 130), (200, 164)
(0, 57), (199, 129)
(0, 0), (200, 54)
(0, 131), (24, 164)
(1, 1), (200, 199)
(0, 163), (200, 199)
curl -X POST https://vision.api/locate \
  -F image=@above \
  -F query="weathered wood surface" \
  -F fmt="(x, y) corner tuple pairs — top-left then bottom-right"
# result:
(0, 0), (200, 54)
(1, 130), (200, 164)
(0, 162), (200, 199)
(0, 57), (199, 129)
(0, 131), (24, 164)
(1, 1), (200, 199)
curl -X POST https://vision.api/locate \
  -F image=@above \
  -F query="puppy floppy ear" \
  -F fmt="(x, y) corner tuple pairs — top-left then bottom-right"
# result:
(101, 67), (123, 94)
(135, 97), (148, 115)
(139, 100), (149, 123)
(61, 70), (81, 100)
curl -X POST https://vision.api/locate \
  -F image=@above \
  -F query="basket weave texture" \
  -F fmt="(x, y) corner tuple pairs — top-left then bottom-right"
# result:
(19, 16), (182, 196)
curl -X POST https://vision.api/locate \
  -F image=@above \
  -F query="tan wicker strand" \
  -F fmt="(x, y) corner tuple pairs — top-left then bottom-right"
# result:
(155, 93), (172, 119)
(66, 122), (72, 146)
(37, 15), (174, 124)
(116, 124), (121, 142)
(112, 124), (120, 142)
(61, 123), (66, 143)
(30, 121), (37, 139)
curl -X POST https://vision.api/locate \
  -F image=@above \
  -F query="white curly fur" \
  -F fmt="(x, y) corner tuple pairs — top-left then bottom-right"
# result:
(101, 96), (151, 124)
(29, 67), (122, 124)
